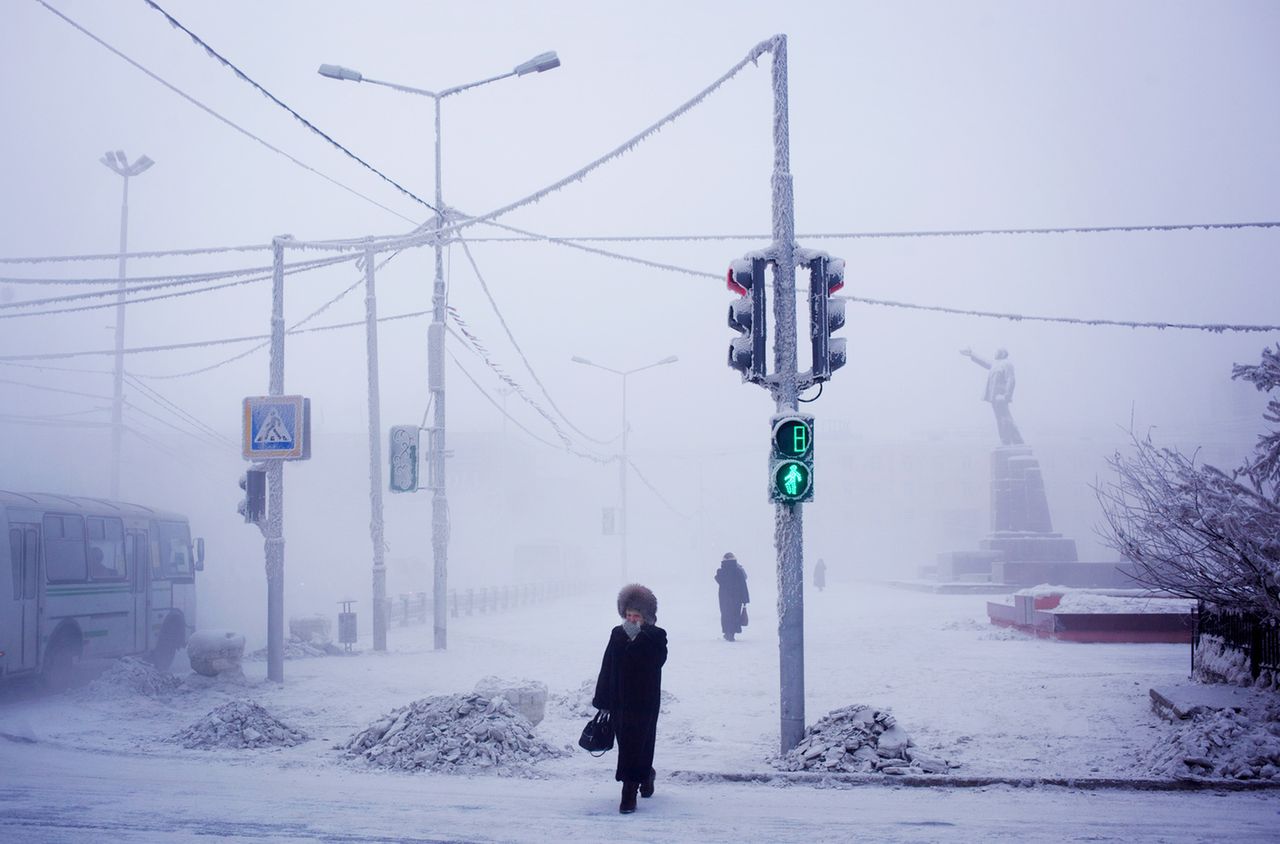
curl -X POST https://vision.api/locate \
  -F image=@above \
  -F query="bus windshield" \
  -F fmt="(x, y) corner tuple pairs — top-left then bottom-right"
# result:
(155, 521), (194, 580)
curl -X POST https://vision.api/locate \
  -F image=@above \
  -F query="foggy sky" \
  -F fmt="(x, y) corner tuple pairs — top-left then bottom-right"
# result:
(3, 1), (1278, 642)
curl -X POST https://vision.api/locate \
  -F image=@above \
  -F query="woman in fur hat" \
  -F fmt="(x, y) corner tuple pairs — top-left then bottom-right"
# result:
(592, 583), (668, 814)
(715, 552), (750, 641)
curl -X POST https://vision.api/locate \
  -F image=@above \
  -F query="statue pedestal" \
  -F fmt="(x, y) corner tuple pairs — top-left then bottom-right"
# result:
(934, 445), (1079, 585)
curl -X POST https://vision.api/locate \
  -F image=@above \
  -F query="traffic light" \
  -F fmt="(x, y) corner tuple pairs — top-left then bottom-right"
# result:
(808, 254), (847, 381)
(238, 468), (266, 524)
(727, 256), (768, 383)
(770, 414), (814, 504)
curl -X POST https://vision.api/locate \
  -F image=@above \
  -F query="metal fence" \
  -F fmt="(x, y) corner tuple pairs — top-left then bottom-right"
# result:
(385, 580), (585, 627)
(1193, 602), (1280, 680)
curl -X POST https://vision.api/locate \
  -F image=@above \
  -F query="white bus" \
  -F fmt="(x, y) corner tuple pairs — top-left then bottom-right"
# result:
(0, 491), (205, 689)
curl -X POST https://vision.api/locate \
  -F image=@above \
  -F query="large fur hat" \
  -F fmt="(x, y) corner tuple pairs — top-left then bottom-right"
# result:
(617, 583), (658, 625)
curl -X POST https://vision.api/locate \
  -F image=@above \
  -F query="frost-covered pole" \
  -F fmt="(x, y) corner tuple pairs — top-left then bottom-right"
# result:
(430, 94), (450, 651)
(266, 236), (287, 683)
(364, 240), (388, 652)
(770, 34), (807, 755)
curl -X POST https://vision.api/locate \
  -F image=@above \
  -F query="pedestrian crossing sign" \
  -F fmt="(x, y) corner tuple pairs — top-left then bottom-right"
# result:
(242, 395), (311, 460)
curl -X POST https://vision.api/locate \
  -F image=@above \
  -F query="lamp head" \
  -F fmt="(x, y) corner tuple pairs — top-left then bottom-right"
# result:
(318, 63), (363, 82)
(514, 51), (560, 76)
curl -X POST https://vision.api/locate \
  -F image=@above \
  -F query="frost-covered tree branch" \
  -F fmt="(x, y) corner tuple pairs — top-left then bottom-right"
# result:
(1095, 345), (1280, 621)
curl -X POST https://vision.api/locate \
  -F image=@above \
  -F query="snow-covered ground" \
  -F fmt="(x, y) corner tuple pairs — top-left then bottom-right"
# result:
(2, 577), (1278, 842)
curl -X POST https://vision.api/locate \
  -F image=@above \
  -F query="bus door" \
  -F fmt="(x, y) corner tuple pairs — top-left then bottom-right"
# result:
(8, 524), (40, 671)
(126, 530), (149, 653)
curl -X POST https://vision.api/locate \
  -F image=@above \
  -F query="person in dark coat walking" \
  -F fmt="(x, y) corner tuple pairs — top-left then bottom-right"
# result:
(715, 552), (750, 641)
(593, 583), (667, 814)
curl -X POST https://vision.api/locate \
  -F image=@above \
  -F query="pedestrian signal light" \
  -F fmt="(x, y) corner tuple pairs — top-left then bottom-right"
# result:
(770, 414), (814, 503)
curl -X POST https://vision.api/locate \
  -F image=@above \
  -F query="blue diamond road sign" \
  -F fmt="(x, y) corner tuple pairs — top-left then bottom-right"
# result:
(242, 395), (310, 460)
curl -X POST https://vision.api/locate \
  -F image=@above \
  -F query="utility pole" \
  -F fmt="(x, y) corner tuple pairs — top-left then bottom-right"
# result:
(265, 236), (288, 683)
(429, 95), (449, 651)
(619, 373), (629, 581)
(364, 241), (388, 652)
(769, 35), (807, 756)
(100, 150), (153, 500)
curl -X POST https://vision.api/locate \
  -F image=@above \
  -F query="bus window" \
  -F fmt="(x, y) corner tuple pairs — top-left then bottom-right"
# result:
(155, 521), (193, 580)
(43, 514), (86, 582)
(8, 529), (20, 599)
(86, 516), (126, 580)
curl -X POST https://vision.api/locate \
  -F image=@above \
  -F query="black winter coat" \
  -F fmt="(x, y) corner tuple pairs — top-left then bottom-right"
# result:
(592, 623), (668, 783)
(715, 561), (750, 635)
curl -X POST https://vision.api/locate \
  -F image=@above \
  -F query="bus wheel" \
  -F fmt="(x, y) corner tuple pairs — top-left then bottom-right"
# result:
(42, 636), (80, 692)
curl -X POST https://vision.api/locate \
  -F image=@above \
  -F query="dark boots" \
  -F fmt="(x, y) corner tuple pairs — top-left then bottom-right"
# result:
(640, 768), (655, 798)
(619, 781), (639, 814)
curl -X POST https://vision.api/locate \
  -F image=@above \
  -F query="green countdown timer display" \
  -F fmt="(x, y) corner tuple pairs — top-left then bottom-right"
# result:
(774, 417), (813, 459)
(770, 415), (814, 503)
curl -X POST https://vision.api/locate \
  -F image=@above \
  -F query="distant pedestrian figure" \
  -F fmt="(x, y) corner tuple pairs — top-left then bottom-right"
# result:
(715, 552), (750, 641)
(593, 583), (667, 815)
(814, 558), (827, 592)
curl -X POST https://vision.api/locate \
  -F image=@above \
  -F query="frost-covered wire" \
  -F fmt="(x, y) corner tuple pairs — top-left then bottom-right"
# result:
(446, 310), (611, 462)
(456, 236), (612, 444)
(844, 295), (1280, 333)
(447, 348), (611, 465)
(0, 243), (272, 265)
(124, 374), (238, 448)
(34, 0), (419, 226)
(0, 254), (355, 321)
(627, 458), (691, 520)
(456, 220), (1280, 244)
(0, 376), (112, 401)
(473, 219), (720, 281)
(139, 0), (437, 214)
(0, 254), (351, 287)
(129, 249), (406, 379)
(277, 38), (780, 255)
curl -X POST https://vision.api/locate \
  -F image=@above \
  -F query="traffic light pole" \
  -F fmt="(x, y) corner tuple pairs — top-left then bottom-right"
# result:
(769, 35), (807, 756)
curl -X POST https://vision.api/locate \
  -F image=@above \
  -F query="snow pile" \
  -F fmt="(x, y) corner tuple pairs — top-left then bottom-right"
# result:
(552, 679), (678, 718)
(773, 705), (955, 775)
(81, 657), (182, 700)
(1052, 592), (1195, 614)
(1145, 698), (1280, 780)
(247, 636), (337, 661)
(172, 699), (309, 750)
(474, 676), (548, 726)
(551, 679), (597, 718)
(341, 693), (569, 775)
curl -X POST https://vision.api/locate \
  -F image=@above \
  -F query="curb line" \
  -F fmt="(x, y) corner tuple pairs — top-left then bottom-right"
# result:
(668, 770), (1280, 792)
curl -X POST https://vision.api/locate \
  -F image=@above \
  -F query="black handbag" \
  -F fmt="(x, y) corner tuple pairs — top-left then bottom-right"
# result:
(578, 710), (614, 756)
(740, 605), (749, 627)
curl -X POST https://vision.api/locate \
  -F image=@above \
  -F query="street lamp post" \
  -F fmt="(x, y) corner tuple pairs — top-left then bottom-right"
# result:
(319, 51), (560, 651)
(571, 355), (678, 582)
(99, 150), (154, 500)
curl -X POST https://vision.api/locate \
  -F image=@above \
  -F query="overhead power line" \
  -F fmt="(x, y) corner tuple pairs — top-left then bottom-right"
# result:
(34, 0), (420, 226)
(138, 0), (437, 214)
(458, 219), (1280, 243)
(843, 295), (1280, 333)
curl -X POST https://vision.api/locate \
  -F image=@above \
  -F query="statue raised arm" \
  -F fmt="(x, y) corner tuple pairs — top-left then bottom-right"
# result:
(961, 347), (1023, 445)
